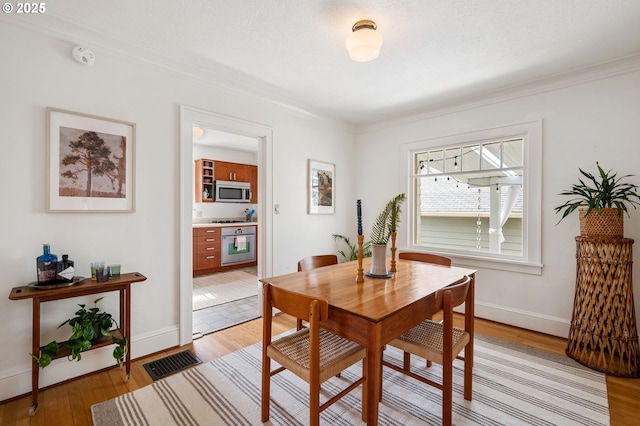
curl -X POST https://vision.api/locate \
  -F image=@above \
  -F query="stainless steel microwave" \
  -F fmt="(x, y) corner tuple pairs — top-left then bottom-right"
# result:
(215, 180), (251, 203)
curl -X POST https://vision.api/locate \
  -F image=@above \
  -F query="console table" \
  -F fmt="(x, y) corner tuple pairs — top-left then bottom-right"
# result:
(8, 272), (147, 415)
(566, 237), (639, 377)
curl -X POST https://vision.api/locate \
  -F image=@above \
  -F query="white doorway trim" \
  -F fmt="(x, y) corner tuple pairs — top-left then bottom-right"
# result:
(179, 105), (273, 346)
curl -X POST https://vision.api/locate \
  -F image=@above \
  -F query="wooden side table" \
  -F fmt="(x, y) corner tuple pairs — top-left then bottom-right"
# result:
(8, 272), (147, 415)
(566, 237), (639, 377)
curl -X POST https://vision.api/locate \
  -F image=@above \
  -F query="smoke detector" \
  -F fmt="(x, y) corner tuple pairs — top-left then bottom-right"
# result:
(71, 46), (95, 66)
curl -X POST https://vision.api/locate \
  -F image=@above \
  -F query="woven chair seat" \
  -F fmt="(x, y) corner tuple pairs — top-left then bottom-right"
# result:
(268, 328), (366, 383)
(390, 320), (470, 365)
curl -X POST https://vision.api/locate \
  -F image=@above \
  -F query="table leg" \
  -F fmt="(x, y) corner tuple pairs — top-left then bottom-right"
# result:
(30, 297), (40, 415)
(464, 274), (475, 400)
(365, 326), (382, 426)
(123, 285), (131, 381)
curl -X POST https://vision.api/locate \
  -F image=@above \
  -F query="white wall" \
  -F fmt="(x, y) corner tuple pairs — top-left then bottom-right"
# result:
(356, 60), (640, 337)
(0, 22), (356, 401)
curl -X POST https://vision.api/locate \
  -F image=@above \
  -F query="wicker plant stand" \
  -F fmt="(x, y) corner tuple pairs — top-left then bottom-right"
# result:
(566, 237), (640, 377)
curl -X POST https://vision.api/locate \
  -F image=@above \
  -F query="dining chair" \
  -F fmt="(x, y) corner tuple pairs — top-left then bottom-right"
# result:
(398, 251), (451, 266)
(382, 275), (473, 426)
(295, 254), (339, 330)
(261, 283), (367, 426)
(297, 254), (339, 271)
(399, 251), (452, 367)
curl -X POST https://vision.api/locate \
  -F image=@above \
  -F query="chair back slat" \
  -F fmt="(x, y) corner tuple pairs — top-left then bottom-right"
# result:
(298, 254), (338, 271)
(265, 284), (329, 322)
(440, 276), (471, 309)
(398, 251), (451, 266)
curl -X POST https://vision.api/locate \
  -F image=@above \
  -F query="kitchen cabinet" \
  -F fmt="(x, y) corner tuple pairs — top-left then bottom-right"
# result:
(193, 225), (258, 276)
(195, 159), (257, 204)
(194, 159), (214, 203)
(213, 160), (258, 204)
(214, 160), (247, 182)
(246, 164), (258, 203)
(193, 227), (221, 275)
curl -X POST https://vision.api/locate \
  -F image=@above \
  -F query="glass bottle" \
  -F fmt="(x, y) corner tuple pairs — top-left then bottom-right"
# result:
(56, 254), (75, 283)
(36, 244), (58, 285)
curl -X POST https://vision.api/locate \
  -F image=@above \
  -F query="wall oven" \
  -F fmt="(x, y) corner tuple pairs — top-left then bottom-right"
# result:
(215, 180), (251, 203)
(221, 226), (256, 265)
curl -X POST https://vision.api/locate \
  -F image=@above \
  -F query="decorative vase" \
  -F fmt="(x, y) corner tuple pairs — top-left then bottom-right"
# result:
(366, 243), (392, 278)
(579, 207), (624, 238)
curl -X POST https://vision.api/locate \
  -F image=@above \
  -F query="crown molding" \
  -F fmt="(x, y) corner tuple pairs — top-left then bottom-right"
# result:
(357, 53), (640, 134)
(1, 13), (346, 125)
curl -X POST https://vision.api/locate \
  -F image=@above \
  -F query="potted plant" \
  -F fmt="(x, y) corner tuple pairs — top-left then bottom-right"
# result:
(367, 193), (406, 277)
(332, 234), (372, 261)
(31, 297), (127, 368)
(555, 162), (640, 238)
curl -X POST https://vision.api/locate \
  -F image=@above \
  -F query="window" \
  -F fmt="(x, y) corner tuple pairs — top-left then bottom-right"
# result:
(402, 121), (542, 274)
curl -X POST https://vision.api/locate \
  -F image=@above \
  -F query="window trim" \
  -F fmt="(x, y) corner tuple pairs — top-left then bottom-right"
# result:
(402, 120), (543, 275)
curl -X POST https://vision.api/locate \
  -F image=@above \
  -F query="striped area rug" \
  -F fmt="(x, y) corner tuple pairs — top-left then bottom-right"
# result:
(91, 334), (608, 425)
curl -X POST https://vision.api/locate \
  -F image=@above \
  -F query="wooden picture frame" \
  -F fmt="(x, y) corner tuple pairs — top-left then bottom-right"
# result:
(47, 108), (136, 212)
(308, 159), (335, 214)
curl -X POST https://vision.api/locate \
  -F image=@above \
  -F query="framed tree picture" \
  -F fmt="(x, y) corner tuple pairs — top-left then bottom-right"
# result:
(308, 159), (335, 214)
(47, 108), (136, 212)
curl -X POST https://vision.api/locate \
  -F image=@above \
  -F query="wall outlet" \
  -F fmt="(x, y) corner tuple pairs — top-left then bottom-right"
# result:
(274, 204), (280, 214)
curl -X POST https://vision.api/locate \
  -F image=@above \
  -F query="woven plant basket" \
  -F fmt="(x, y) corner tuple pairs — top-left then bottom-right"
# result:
(579, 207), (624, 238)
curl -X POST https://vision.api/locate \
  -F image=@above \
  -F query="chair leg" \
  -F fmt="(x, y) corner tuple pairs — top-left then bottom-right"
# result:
(310, 382), (320, 426)
(463, 353), (473, 401)
(403, 351), (411, 370)
(379, 349), (384, 402)
(261, 359), (271, 422)
(362, 355), (369, 422)
(442, 360), (453, 426)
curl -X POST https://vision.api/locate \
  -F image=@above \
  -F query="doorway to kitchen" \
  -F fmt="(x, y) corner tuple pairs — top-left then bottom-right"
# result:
(192, 266), (259, 337)
(179, 105), (274, 346)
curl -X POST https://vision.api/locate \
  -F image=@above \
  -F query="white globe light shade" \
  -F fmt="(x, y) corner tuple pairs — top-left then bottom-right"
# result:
(346, 27), (384, 62)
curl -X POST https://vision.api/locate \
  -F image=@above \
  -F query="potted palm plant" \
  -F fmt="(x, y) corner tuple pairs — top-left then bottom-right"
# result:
(555, 162), (640, 238)
(332, 234), (372, 261)
(367, 193), (406, 277)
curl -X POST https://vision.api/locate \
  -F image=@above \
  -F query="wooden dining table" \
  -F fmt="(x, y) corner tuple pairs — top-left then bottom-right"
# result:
(260, 257), (476, 425)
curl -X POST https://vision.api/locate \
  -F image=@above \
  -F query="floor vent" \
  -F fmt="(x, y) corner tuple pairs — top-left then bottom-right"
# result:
(143, 350), (202, 381)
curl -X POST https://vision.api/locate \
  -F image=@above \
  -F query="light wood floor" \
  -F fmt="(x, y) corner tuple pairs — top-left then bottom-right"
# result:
(1, 314), (639, 425)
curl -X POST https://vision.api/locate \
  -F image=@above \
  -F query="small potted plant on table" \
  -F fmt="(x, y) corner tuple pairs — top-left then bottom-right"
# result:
(367, 193), (406, 277)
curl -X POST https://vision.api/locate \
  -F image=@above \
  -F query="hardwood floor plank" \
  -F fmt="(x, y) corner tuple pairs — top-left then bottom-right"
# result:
(1, 314), (638, 425)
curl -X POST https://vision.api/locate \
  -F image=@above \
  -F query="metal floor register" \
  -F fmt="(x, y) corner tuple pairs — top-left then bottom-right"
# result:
(143, 350), (202, 381)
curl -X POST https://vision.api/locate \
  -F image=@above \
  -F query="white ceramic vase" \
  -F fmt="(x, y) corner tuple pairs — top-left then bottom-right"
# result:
(368, 243), (389, 277)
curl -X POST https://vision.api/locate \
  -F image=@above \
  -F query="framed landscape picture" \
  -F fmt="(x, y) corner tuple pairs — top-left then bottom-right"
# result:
(47, 108), (136, 212)
(308, 159), (335, 214)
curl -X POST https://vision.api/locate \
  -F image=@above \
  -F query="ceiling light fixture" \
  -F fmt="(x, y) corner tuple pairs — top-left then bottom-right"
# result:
(192, 126), (204, 139)
(345, 20), (383, 62)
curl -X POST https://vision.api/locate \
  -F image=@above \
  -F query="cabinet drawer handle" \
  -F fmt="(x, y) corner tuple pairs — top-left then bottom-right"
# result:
(205, 238), (216, 242)
(205, 230), (216, 233)
(206, 255), (216, 259)
(206, 247), (216, 251)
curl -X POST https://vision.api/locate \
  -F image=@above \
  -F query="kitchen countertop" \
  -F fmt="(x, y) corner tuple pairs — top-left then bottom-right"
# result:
(193, 222), (258, 228)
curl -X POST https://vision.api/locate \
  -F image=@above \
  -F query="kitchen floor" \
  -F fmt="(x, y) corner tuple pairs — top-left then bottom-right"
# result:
(192, 266), (259, 337)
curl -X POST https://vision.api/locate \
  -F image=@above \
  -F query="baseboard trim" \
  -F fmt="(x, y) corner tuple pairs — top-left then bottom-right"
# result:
(474, 301), (570, 338)
(0, 326), (180, 402)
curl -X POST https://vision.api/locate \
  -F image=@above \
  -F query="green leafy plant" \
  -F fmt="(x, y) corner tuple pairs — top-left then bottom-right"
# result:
(555, 163), (640, 223)
(31, 297), (127, 368)
(332, 234), (372, 261)
(369, 193), (406, 244)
